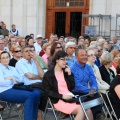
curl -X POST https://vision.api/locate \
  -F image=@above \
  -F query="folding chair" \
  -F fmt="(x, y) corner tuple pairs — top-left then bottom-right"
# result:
(43, 97), (74, 120)
(106, 90), (118, 120)
(0, 113), (2, 120)
(79, 91), (113, 120)
(0, 101), (23, 120)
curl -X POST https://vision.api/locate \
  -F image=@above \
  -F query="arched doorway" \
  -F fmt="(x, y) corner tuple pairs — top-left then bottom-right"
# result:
(46, 0), (89, 38)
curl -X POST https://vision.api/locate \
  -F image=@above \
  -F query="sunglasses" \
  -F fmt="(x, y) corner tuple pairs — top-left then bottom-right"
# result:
(14, 50), (21, 53)
(56, 46), (62, 49)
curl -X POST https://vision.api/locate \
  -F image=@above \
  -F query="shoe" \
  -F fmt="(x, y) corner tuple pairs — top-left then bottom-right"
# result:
(95, 113), (105, 120)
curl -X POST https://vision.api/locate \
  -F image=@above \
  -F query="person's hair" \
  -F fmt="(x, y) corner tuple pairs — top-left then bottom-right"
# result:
(11, 24), (15, 27)
(42, 43), (51, 51)
(11, 45), (21, 53)
(75, 48), (86, 56)
(19, 37), (26, 45)
(100, 52), (113, 65)
(26, 36), (33, 45)
(97, 39), (106, 47)
(41, 40), (48, 47)
(110, 49), (119, 58)
(50, 42), (62, 56)
(116, 59), (120, 74)
(52, 50), (67, 66)
(21, 45), (30, 53)
(0, 51), (10, 59)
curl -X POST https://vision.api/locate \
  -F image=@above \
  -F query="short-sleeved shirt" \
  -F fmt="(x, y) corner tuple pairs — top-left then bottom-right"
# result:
(15, 58), (42, 85)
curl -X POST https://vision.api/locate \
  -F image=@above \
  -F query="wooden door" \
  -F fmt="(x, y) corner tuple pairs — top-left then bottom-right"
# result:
(46, 0), (89, 38)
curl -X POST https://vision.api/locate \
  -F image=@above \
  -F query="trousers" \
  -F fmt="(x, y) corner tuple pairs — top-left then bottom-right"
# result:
(0, 88), (40, 120)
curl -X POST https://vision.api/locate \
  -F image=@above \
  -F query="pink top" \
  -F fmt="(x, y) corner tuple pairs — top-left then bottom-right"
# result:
(42, 53), (49, 63)
(55, 71), (70, 95)
(53, 71), (79, 114)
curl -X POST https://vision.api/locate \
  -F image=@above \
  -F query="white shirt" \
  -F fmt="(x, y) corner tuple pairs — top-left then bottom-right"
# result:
(0, 63), (23, 93)
(34, 42), (42, 55)
(15, 58), (42, 85)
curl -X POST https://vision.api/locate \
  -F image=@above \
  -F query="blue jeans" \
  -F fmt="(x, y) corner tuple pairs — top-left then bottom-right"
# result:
(0, 88), (40, 120)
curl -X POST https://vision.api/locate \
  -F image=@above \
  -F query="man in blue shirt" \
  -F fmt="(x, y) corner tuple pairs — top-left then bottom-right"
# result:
(71, 48), (103, 120)
(71, 48), (98, 94)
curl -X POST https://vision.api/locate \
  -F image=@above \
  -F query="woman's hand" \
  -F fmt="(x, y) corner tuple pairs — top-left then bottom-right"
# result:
(62, 94), (73, 100)
(64, 65), (71, 75)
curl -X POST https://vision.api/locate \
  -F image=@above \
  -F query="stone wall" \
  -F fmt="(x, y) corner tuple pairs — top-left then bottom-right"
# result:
(0, 0), (46, 38)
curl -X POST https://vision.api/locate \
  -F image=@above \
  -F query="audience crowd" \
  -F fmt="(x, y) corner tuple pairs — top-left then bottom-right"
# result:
(0, 21), (120, 120)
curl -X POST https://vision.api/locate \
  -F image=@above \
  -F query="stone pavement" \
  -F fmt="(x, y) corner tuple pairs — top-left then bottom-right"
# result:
(1, 108), (71, 120)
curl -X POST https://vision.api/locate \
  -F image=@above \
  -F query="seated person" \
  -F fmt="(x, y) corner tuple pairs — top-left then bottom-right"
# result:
(42, 43), (51, 64)
(71, 48), (103, 120)
(87, 48), (110, 94)
(9, 45), (22, 67)
(29, 45), (48, 69)
(99, 52), (115, 85)
(110, 59), (120, 119)
(0, 51), (40, 120)
(15, 45), (44, 86)
(42, 50), (93, 120)
(65, 41), (76, 67)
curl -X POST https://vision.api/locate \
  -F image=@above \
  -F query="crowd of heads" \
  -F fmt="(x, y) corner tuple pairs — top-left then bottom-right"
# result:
(0, 20), (120, 73)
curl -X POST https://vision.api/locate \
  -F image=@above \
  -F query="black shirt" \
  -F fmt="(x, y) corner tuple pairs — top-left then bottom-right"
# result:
(9, 58), (18, 67)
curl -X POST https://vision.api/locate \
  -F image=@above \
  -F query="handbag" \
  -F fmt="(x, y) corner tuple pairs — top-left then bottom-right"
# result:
(13, 83), (33, 92)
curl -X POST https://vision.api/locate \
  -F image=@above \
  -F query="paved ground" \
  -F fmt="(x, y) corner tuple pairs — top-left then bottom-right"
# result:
(1, 107), (71, 120)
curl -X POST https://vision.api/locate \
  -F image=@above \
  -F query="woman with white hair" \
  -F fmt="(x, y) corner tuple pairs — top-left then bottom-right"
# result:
(99, 52), (115, 85)
(87, 49), (110, 94)
(65, 41), (76, 67)
(97, 39), (108, 52)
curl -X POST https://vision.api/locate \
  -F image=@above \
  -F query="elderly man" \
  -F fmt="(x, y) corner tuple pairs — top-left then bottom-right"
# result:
(71, 48), (104, 120)
(34, 35), (43, 55)
(16, 46), (44, 86)
(65, 41), (76, 67)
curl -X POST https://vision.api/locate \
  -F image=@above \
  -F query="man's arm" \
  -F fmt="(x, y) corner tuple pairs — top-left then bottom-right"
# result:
(30, 51), (44, 79)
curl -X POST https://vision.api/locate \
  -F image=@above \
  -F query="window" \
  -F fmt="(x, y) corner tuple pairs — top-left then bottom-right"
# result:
(55, 0), (84, 7)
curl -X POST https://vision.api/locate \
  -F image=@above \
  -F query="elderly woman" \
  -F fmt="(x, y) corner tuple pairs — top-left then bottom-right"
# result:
(109, 59), (120, 119)
(9, 45), (22, 67)
(97, 39), (108, 52)
(42, 50), (93, 120)
(0, 51), (40, 120)
(99, 52), (115, 85)
(87, 49), (109, 94)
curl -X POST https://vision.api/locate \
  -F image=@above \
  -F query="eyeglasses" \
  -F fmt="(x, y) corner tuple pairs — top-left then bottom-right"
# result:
(14, 50), (21, 53)
(1, 56), (9, 60)
(59, 58), (68, 61)
(56, 46), (62, 49)
(87, 54), (96, 57)
(69, 47), (76, 50)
